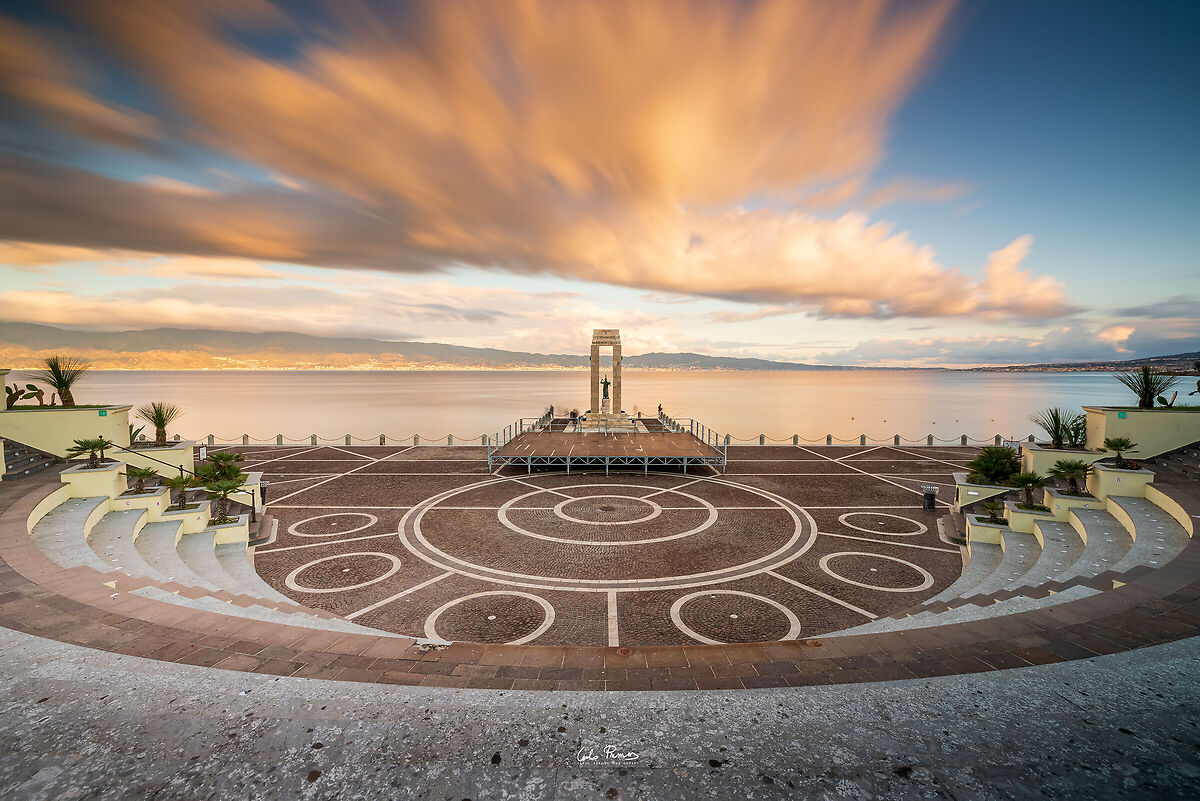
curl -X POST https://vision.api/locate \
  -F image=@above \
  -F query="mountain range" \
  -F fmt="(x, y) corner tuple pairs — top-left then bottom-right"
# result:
(0, 321), (1196, 372)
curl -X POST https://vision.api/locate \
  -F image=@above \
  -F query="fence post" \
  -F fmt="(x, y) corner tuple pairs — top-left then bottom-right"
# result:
(414, 434), (420, 446)
(894, 434), (900, 445)
(1028, 434), (1035, 442)
(759, 434), (765, 445)
(310, 434), (317, 445)
(277, 434), (283, 445)
(928, 434), (934, 446)
(961, 434), (968, 446)
(793, 434), (798, 446)
(379, 434), (385, 445)
(859, 434), (866, 446)
(242, 434), (249, 445)
(345, 434), (351, 445)
(994, 434), (1002, 446)
(448, 434), (454, 446)
(207, 434), (214, 446)
(481, 434), (487, 446)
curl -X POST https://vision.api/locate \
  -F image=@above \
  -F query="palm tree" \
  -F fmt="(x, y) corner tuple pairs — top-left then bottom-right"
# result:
(202, 451), (245, 482)
(65, 436), (115, 469)
(1008, 471), (1047, 509)
(965, 446), (1021, 485)
(162, 473), (198, 511)
(1029, 407), (1086, 449)
(979, 500), (1006, 524)
(31, 355), (89, 407)
(1048, 458), (1093, 496)
(204, 477), (246, 524)
(135, 402), (184, 447)
(1115, 365), (1180, 409)
(124, 466), (158, 494)
(1100, 436), (1138, 469)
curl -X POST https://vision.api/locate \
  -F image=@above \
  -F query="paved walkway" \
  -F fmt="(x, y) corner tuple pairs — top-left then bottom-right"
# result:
(1, 624), (1196, 800)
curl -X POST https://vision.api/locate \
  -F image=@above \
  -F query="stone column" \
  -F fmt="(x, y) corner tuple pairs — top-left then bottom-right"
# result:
(590, 344), (600, 413)
(612, 344), (622, 414)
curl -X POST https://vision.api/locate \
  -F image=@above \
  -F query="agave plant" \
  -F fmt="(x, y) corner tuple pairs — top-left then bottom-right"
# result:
(1029, 407), (1086, 450)
(1008, 471), (1047, 509)
(65, 436), (115, 469)
(965, 446), (1021, 485)
(161, 473), (198, 511)
(31, 355), (89, 407)
(1100, 436), (1138, 469)
(124, 466), (159, 494)
(1048, 458), (1093, 496)
(204, 477), (246, 524)
(135, 402), (184, 447)
(1115, 365), (1180, 409)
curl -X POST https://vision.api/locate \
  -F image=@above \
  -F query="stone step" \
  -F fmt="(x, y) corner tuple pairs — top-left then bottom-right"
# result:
(870, 584), (1104, 633)
(1061, 508), (1133, 581)
(129, 585), (375, 635)
(964, 530), (1040, 598)
(29, 497), (112, 572)
(1107, 496), (1191, 573)
(214, 543), (295, 604)
(924, 541), (1003, 605)
(86, 509), (150, 575)
(1018, 521), (1085, 588)
(134, 520), (221, 590)
(176, 531), (260, 597)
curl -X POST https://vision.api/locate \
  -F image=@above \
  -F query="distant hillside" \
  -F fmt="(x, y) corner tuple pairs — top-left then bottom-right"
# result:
(0, 321), (835, 371)
(971, 351), (1200, 373)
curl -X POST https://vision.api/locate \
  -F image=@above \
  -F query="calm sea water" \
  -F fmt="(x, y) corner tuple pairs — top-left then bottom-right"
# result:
(12, 369), (1133, 444)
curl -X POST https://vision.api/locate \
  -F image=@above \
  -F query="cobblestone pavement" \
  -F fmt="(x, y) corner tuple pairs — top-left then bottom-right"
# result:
(253, 446), (970, 646)
(2, 623), (1196, 800)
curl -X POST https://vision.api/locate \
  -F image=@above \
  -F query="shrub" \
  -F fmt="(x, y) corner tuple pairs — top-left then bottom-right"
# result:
(966, 446), (1021, 485)
(1030, 407), (1086, 449)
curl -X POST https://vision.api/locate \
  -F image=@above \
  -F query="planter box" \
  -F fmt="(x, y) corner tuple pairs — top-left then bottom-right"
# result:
(1087, 462), (1154, 500)
(60, 461), (125, 499)
(234, 471), (264, 513)
(953, 472), (1011, 511)
(0, 405), (131, 457)
(1084, 406), (1200, 459)
(1020, 442), (1103, 475)
(119, 440), (196, 479)
(160, 500), (212, 535)
(109, 486), (171, 520)
(1044, 487), (1104, 520)
(206, 513), (250, 545)
(1004, 500), (1055, 534)
(965, 514), (1007, 545)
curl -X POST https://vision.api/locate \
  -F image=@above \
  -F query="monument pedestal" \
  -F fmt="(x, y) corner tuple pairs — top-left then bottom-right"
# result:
(601, 398), (611, 414)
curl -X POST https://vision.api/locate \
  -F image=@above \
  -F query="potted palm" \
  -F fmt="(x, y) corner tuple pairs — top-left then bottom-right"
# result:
(965, 446), (1021, 485)
(1100, 437), (1138, 469)
(1048, 458), (1093, 496)
(31, 355), (89, 408)
(1008, 471), (1048, 511)
(978, 500), (1007, 525)
(65, 436), (115, 469)
(204, 477), (246, 525)
(135, 402), (184, 447)
(162, 473), (198, 511)
(124, 466), (159, 494)
(1115, 366), (1181, 409)
(1029, 407), (1086, 449)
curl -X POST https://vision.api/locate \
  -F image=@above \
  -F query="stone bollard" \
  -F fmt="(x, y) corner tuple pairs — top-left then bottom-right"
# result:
(345, 434), (351, 445)
(826, 434), (832, 445)
(481, 434), (487, 446)
(994, 434), (1002, 446)
(277, 435), (283, 445)
(793, 434), (799, 445)
(759, 434), (765, 445)
(894, 434), (900, 445)
(928, 434), (934, 446)
(379, 434), (386, 445)
(311, 434), (317, 445)
(242, 434), (249, 445)
(207, 435), (214, 446)
(1028, 435), (1035, 442)
(448, 434), (454, 446)
(413, 434), (420, 447)
(961, 434), (968, 445)
(859, 434), (866, 446)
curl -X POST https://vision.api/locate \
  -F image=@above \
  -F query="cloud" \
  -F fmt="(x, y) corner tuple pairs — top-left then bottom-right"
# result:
(865, 179), (970, 209)
(0, 0), (1076, 323)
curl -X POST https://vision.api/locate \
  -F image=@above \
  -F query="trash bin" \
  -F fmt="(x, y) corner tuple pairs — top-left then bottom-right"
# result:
(922, 485), (939, 511)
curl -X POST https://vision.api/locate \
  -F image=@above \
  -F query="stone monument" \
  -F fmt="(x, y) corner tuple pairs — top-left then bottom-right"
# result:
(590, 329), (622, 415)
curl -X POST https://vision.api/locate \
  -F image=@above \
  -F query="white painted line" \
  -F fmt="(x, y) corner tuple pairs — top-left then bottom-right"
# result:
(255, 531), (397, 553)
(817, 531), (958, 553)
(835, 446), (880, 462)
(794, 445), (952, 508)
(890, 446), (979, 470)
(325, 446), (376, 460)
(766, 570), (877, 619)
(513, 478), (573, 498)
(643, 478), (703, 498)
(607, 590), (620, 647)
(269, 505), (413, 510)
(242, 446), (323, 469)
(267, 446), (414, 505)
(346, 571), (452, 620)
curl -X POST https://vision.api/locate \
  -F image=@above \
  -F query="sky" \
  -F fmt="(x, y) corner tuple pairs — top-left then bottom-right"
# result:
(0, 0), (1197, 367)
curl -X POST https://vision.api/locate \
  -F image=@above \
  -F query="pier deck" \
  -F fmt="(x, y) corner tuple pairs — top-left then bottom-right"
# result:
(491, 430), (724, 472)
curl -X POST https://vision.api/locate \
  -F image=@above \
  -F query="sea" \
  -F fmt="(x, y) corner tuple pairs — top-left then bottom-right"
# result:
(9, 369), (1139, 446)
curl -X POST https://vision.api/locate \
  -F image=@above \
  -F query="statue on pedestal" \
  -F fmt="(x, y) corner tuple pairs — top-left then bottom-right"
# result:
(601, 375), (611, 400)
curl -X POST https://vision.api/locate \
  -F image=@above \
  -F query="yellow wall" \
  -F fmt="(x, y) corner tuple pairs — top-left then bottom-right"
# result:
(965, 515), (1005, 545)
(954, 475), (1010, 511)
(1084, 406), (1200, 459)
(1004, 501), (1054, 534)
(162, 500), (211, 534)
(0, 405), (131, 457)
(209, 514), (250, 545)
(1021, 443), (1104, 475)
(27, 484), (71, 532)
(118, 440), (196, 478)
(1087, 463), (1154, 500)
(1044, 488), (1104, 519)
(60, 462), (125, 499)
(1144, 484), (1194, 538)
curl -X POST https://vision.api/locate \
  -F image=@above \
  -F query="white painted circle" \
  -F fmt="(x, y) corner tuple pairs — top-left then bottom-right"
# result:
(670, 590), (801, 645)
(287, 512), (379, 538)
(553, 494), (662, 526)
(837, 512), (928, 536)
(495, 483), (718, 546)
(424, 591), (555, 645)
(285, 551), (402, 593)
(399, 475), (817, 592)
(818, 552), (934, 592)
